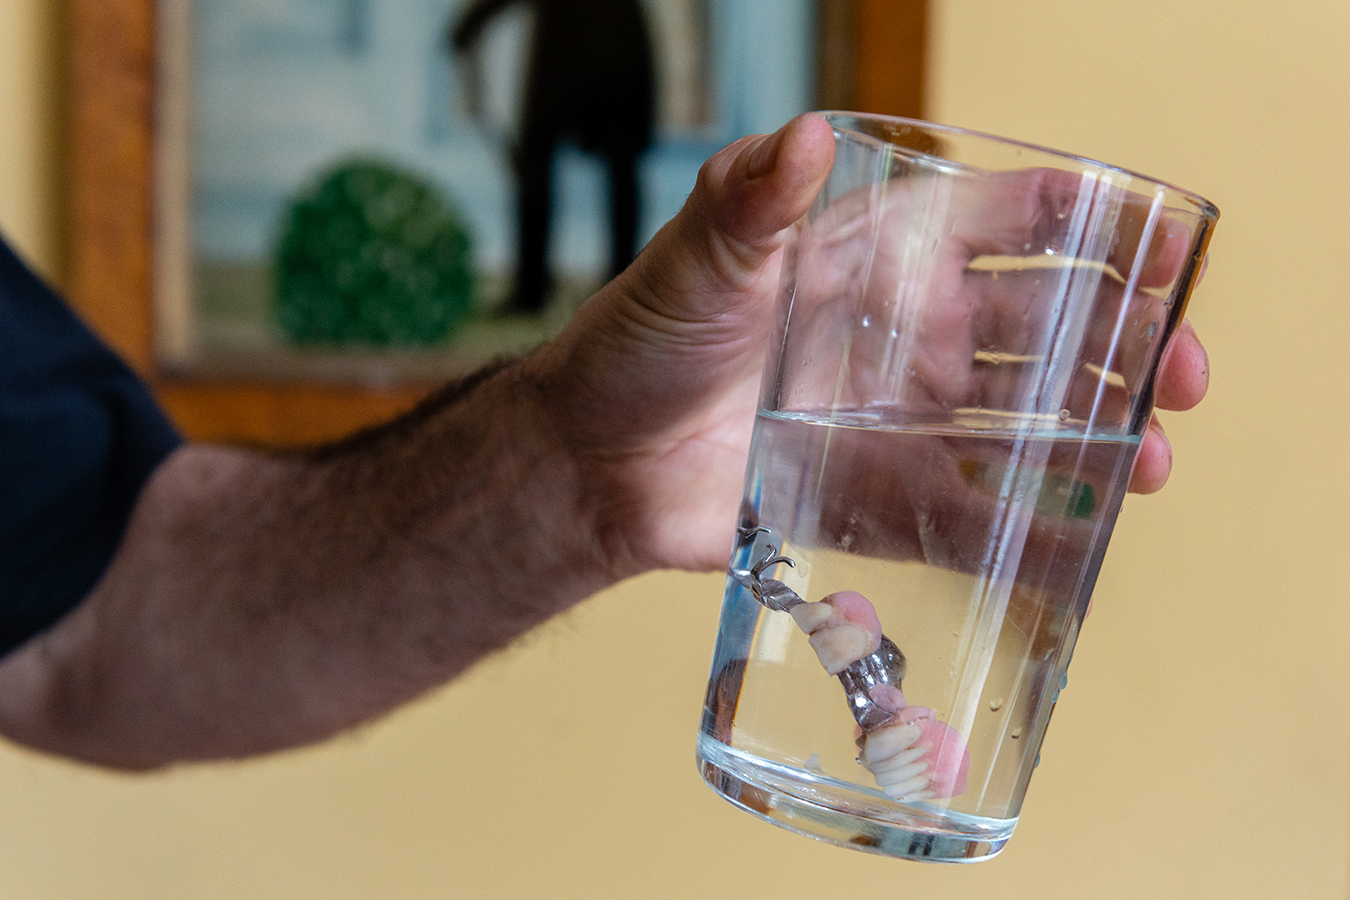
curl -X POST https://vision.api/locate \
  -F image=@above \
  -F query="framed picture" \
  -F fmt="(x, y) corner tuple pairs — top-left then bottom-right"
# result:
(66, 0), (924, 445)
(153, 0), (825, 385)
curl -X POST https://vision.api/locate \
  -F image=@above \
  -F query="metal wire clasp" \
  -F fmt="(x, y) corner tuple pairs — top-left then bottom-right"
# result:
(729, 524), (907, 732)
(729, 528), (805, 613)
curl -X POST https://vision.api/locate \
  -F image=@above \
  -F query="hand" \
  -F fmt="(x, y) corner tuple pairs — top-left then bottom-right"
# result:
(783, 165), (1199, 428)
(527, 114), (838, 574)
(753, 155), (1211, 587)
(530, 114), (1211, 577)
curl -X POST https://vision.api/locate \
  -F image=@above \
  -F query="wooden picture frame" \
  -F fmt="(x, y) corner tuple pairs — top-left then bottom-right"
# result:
(65, 0), (926, 447)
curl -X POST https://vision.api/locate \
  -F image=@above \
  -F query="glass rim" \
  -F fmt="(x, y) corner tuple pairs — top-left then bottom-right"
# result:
(818, 110), (1220, 222)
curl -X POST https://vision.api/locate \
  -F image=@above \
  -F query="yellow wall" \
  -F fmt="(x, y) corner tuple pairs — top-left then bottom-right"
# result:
(0, 0), (63, 284)
(1, 1), (1347, 898)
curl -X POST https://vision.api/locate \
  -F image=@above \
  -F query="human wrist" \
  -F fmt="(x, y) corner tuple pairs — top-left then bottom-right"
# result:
(386, 355), (631, 619)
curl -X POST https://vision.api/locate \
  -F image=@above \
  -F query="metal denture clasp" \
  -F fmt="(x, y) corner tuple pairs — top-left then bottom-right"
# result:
(730, 528), (908, 733)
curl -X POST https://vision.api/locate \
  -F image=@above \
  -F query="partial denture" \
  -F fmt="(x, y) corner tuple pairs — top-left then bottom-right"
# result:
(733, 541), (970, 802)
(792, 590), (969, 801)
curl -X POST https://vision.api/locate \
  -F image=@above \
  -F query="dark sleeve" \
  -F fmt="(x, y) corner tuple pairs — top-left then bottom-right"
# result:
(0, 235), (182, 655)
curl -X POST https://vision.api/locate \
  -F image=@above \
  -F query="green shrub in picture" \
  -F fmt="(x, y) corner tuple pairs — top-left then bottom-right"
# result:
(273, 158), (474, 346)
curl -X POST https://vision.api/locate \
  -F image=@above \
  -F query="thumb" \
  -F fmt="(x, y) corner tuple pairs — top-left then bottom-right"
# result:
(624, 113), (837, 324)
(521, 115), (837, 572)
(692, 111), (839, 255)
(532, 114), (836, 452)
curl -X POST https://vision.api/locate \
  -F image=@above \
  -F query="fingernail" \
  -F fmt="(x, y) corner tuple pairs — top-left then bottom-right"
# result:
(746, 129), (785, 180)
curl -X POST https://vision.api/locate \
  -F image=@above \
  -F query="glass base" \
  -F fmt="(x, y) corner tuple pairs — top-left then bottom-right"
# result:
(697, 735), (1012, 863)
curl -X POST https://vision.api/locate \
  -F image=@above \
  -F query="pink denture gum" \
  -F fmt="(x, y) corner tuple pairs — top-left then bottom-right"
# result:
(820, 590), (883, 636)
(868, 684), (970, 799)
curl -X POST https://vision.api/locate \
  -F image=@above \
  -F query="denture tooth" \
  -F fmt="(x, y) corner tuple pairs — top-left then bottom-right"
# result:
(789, 602), (836, 633)
(880, 774), (933, 799)
(861, 743), (927, 775)
(876, 766), (931, 789)
(872, 760), (929, 784)
(861, 723), (923, 763)
(808, 625), (875, 674)
(867, 746), (929, 776)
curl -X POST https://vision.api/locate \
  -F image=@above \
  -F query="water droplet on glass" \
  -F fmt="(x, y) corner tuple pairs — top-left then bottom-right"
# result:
(1058, 408), (1071, 421)
(1010, 727), (1023, 740)
(1022, 242), (1032, 252)
(988, 698), (1004, 712)
(1147, 321), (1157, 339)
(861, 315), (872, 328)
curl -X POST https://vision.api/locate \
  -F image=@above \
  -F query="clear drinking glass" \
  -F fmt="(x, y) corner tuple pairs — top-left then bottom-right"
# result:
(697, 112), (1218, 862)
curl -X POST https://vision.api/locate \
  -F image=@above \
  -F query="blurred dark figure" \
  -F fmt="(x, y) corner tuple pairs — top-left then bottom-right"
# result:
(450, 0), (656, 314)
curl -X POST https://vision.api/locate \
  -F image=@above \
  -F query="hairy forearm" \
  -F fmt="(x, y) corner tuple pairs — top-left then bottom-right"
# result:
(0, 115), (881, 769)
(0, 356), (626, 768)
